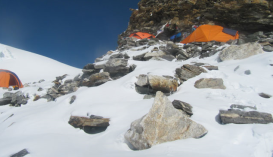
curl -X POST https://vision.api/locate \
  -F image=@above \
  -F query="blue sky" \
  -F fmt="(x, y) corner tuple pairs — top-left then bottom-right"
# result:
(0, 0), (140, 68)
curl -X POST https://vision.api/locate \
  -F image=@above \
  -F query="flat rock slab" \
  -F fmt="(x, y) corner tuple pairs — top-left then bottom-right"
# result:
(176, 64), (207, 81)
(10, 149), (29, 157)
(148, 75), (178, 93)
(172, 100), (193, 116)
(69, 116), (110, 128)
(125, 91), (207, 150)
(194, 78), (226, 89)
(259, 92), (272, 98)
(202, 66), (218, 70)
(219, 109), (273, 124)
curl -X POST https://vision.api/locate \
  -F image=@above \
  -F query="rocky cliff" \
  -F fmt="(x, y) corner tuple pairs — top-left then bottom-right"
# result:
(119, 0), (273, 40)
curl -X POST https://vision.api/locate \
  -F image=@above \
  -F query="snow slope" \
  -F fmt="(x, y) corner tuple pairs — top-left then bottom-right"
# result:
(0, 43), (273, 157)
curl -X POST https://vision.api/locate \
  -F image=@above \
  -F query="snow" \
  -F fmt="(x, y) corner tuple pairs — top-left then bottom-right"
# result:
(0, 43), (273, 157)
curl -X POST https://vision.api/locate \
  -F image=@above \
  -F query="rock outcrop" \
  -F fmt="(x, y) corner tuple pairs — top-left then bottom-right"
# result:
(125, 91), (207, 150)
(0, 91), (29, 107)
(194, 78), (226, 89)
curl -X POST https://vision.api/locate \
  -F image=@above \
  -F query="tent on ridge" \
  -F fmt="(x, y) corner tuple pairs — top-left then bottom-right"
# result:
(0, 69), (23, 88)
(129, 32), (155, 39)
(181, 25), (239, 44)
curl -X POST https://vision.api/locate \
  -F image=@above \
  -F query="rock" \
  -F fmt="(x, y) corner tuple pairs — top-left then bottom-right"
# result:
(259, 92), (272, 98)
(230, 104), (257, 110)
(234, 65), (240, 71)
(219, 109), (273, 124)
(175, 64), (207, 81)
(69, 116), (110, 127)
(263, 45), (273, 52)
(103, 58), (130, 79)
(172, 100), (193, 116)
(55, 74), (67, 81)
(129, 64), (137, 72)
(110, 53), (124, 59)
(124, 53), (130, 59)
(135, 74), (149, 87)
(165, 42), (180, 55)
(143, 95), (155, 99)
(10, 149), (29, 157)
(0, 97), (12, 106)
(143, 51), (166, 60)
(160, 55), (175, 61)
(90, 115), (103, 119)
(94, 64), (105, 70)
(38, 87), (43, 91)
(125, 91), (207, 150)
(133, 53), (147, 61)
(38, 79), (45, 83)
(244, 70), (251, 75)
(148, 75), (178, 94)
(3, 92), (13, 98)
(69, 95), (76, 104)
(202, 66), (218, 70)
(33, 95), (40, 101)
(194, 78), (226, 89)
(81, 72), (111, 87)
(219, 43), (264, 61)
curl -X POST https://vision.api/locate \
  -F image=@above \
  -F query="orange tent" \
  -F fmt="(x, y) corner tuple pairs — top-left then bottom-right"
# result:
(129, 32), (155, 39)
(0, 69), (23, 88)
(181, 25), (239, 44)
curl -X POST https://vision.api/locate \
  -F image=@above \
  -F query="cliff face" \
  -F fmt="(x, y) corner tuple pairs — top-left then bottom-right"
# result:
(120, 0), (273, 38)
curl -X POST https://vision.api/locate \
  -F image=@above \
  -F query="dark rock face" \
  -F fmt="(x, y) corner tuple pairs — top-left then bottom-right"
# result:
(219, 109), (273, 124)
(10, 149), (29, 157)
(103, 58), (130, 79)
(68, 116), (110, 134)
(175, 64), (207, 81)
(120, 0), (273, 40)
(172, 100), (193, 116)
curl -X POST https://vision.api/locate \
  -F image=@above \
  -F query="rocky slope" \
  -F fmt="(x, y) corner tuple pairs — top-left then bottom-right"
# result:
(119, 0), (273, 40)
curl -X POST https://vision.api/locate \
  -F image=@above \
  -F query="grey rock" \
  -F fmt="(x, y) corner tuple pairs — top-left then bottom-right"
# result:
(135, 74), (149, 87)
(133, 53), (147, 61)
(83, 63), (95, 69)
(194, 78), (226, 89)
(175, 64), (207, 81)
(110, 53), (124, 59)
(10, 149), (29, 157)
(259, 92), (272, 98)
(219, 109), (273, 124)
(160, 55), (175, 61)
(104, 58), (130, 79)
(69, 95), (76, 104)
(0, 97), (12, 106)
(143, 95), (155, 99)
(234, 65), (240, 71)
(3, 92), (13, 98)
(124, 53), (130, 59)
(64, 79), (73, 84)
(219, 42), (264, 61)
(148, 75), (178, 94)
(81, 72), (111, 87)
(144, 51), (166, 60)
(90, 115), (103, 119)
(69, 116), (110, 127)
(125, 91), (207, 150)
(263, 45), (273, 52)
(56, 74), (67, 81)
(202, 66), (218, 70)
(244, 70), (251, 75)
(38, 79), (45, 83)
(11, 91), (24, 105)
(37, 87), (43, 91)
(135, 84), (154, 95)
(230, 104), (257, 110)
(172, 100), (193, 116)
(94, 64), (105, 70)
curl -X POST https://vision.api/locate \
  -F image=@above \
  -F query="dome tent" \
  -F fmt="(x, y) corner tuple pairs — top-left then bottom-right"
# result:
(181, 25), (239, 44)
(129, 32), (155, 39)
(0, 69), (23, 88)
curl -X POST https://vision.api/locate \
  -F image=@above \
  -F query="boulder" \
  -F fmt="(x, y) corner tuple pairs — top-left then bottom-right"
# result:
(133, 53), (147, 61)
(160, 55), (175, 61)
(135, 74), (149, 87)
(143, 51), (166, 60)
(172, 100), (193, 116)
(259, 92), (272, 98)
(263, 45), (273, 52)
(219, 42), (264, 61)
(103, 58), (130, 79)
(219, 109), (273, 124)
(148, 75), (178, 93)
(10, 149), (29, 157)
(0, 97), (12, 106)
(81, 72), (111, 87)
(175, 64), (207, 81)
(125, 91), (207, 150)
(194, 78), (226, 89)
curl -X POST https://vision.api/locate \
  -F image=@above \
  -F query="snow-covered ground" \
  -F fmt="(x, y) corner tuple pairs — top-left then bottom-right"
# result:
(0, 43), (273, 157)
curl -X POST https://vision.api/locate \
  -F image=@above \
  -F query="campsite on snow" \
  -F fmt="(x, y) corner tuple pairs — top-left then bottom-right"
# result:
(1, 0), (273, 157)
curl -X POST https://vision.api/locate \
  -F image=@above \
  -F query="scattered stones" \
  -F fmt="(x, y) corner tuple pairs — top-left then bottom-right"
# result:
(69, 95), (76, 104)
(230, 104), (257, 110)
(68, 116), (110, 134)
(175, 64), (207, 81)
(172, 100), (193, 116)
(219, 42), (264, 61)
(135, 74), (178, 95)
(10, 149), (29, 157)
(219, 109), (273, 124)
(244, 70), (251, 75)
(125, 91), (207, 150)
(259, 92), (272, 99)
(194, 78), (226, 89)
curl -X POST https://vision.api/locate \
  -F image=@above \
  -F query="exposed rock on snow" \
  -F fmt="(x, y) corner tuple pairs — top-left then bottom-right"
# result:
(258, 92), (272, 98)
(172, 100), (193, 116)
(103, 58), (131, 79)
(143, 51), (166, 60)
(219, 42), (264, 61)
(125, 91), (207, 150)
(194, 78), (226, 89)
(81, 72), (111, 87)
(0, 91), (29, 107)
(135, 74), (178, 95)
(202, 65), (218, 71)
(69, 95), (76, 104)
(0, 97), (12, 106)
(69, 116), (110, 134)
(175, 64), (207, 82)
(230, 104), (257, 110)
(10, 149), (29, 157)
(219, 109), (273, 124)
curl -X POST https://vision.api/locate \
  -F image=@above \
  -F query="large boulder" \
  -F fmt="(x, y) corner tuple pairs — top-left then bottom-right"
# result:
(175, 64), (207, 81)
(219, 42), (264, 61)
(81, 72), (111, 87)
(194, 78), (226, 89)
(143, 51), (166, 60)
(219, 109), (273, 124)
(125, 91), (207, 150)
(103, 58), (130, 79)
